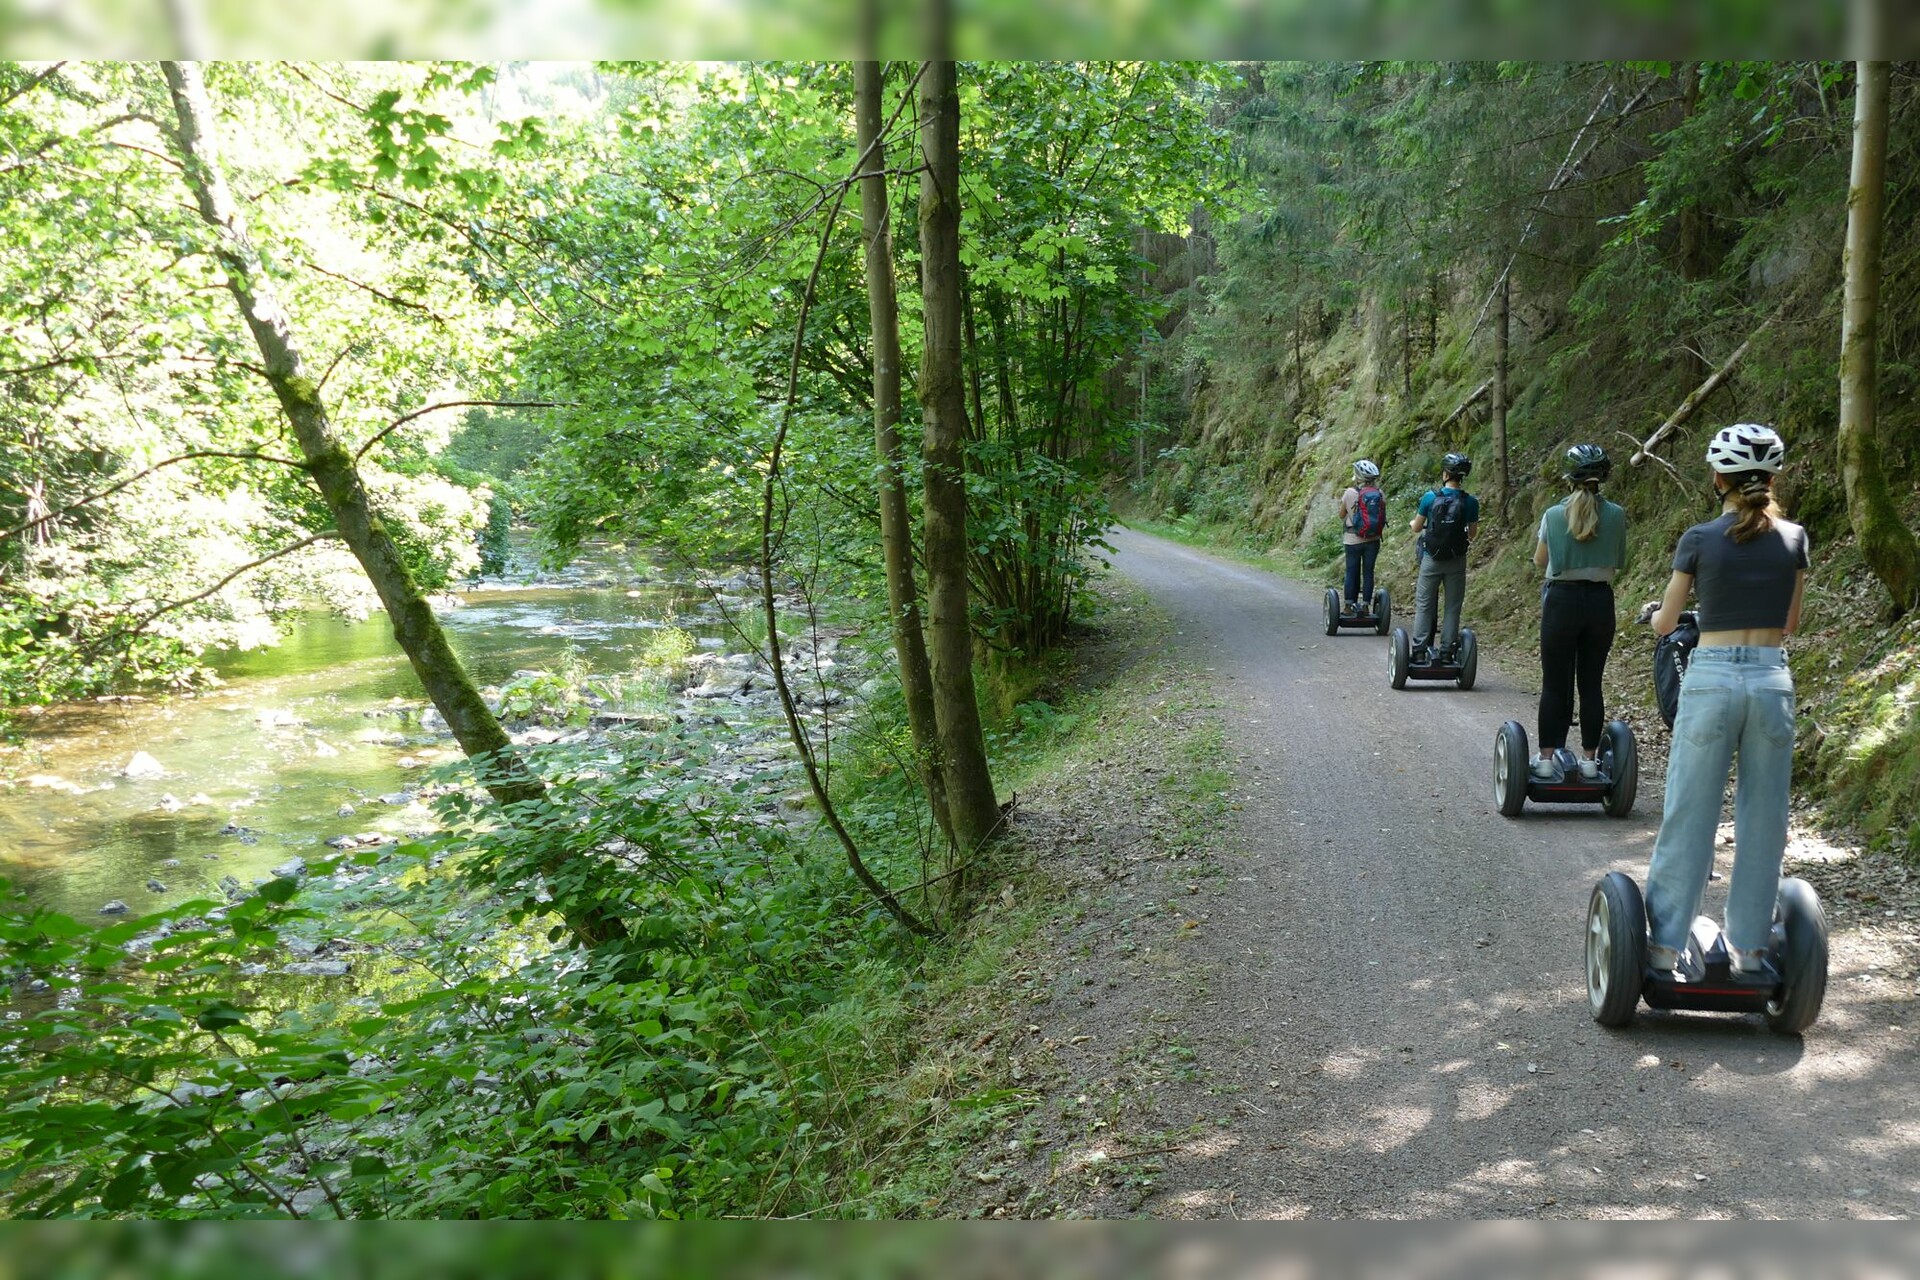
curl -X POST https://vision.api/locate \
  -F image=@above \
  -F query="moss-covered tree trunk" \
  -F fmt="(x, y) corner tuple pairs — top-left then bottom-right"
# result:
(162, 62), (617, 947)
(918, 50), (1001, 862)
(1839, 59), (1920, 615)
(856, 59), (953, 850)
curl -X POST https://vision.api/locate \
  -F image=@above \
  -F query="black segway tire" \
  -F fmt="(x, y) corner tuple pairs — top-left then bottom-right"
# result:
(1373, 587), (1391, 636)
(1324, 588), (1340, 636)
(1455, 628), (1478, 690)
(1766, 877), (1829, 1035)
(1601, 719), (1637, 818)
(1587, 872), (1647, 1027)
(1495, 720), (1528, 817)
(1388, 627), (1409, 690)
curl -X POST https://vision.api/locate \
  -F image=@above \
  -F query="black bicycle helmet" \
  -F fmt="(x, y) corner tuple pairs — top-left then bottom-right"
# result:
(1442, 452), (1472, 478)
(1564, 444), (1611, 484)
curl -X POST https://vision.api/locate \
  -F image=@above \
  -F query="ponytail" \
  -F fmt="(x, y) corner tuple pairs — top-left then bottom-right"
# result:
(1726, 471), (1779, 543)
(1566, 483), (1602, 543)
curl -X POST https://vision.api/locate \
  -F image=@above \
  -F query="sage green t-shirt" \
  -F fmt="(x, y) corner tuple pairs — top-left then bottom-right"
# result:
(1537, 496), (1628, 582)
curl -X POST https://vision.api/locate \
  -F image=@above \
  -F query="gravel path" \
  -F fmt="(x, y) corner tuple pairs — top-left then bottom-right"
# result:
(1012, 528), (1919, 1220)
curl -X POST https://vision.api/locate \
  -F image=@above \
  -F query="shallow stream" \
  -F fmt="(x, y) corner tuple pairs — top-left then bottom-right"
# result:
(0, 543), (734, 921)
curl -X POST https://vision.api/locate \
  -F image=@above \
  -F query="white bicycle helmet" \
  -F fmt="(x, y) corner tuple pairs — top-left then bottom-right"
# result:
(1706, 423), (1785, 474)
(1353, 459), (1380, 482)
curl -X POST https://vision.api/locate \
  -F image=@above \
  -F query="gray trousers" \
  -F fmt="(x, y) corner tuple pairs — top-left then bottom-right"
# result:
(1412, 554), (1466, 653)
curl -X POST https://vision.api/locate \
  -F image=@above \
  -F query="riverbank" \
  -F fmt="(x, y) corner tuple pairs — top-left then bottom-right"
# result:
(0, 561), (1205, 1218)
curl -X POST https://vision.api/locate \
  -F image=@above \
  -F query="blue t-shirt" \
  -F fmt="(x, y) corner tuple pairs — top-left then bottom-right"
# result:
(1417, 485), (1481, 558)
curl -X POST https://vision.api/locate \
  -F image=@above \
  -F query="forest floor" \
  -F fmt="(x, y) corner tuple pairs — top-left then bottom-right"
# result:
(912, 527), (1920, 1220)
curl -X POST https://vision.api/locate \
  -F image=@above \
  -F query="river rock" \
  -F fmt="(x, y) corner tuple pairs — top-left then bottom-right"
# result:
(146, 878), (167, 893)
(283, 960), (350, 978)
(98, 900), (129, 915)
(271, 857), (307, 879)
(161, 858), (181, 868)
(337, 803), (356, 818)
(588, 711), (670, 732)
(696, 636), (727, 650)
(254, 709), (304, 730)
(25, 773), (84, 795)
(377, 791), (416, 807)
(218, 875), (247, 902)
(155, 793), (185, 813)
(122, 751), (165, 780)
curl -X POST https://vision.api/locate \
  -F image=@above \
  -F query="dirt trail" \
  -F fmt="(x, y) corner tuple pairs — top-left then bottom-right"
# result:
(1003, 528), (1919, 1219)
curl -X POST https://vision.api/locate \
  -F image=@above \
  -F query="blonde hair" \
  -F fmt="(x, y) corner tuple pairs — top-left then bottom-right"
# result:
(1726, 472), (1779, 543)
(1566, 484), (1601, 542)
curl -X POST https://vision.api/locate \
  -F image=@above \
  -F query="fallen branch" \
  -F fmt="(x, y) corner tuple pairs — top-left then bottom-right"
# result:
(1628, 285), (1804, 467)
(1437, 378), (1492, 432)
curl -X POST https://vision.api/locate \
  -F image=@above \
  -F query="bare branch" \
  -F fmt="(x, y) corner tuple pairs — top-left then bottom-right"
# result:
(300, 257), (449, 325)
(0, 62), (66, 111)
(0, 449), (309, 541)
(353, 399), (570, 463)
(118, 530), (342, 636)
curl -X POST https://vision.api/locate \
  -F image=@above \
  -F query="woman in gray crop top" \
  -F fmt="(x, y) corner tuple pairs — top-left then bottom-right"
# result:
(1643, 424), (1810, 977)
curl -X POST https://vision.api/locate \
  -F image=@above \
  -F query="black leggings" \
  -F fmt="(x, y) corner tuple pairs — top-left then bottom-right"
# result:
(1539, 580), (1616, 753)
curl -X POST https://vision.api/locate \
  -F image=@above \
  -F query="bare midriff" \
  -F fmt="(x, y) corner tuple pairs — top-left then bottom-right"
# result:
(1698, 627), (1787, 647)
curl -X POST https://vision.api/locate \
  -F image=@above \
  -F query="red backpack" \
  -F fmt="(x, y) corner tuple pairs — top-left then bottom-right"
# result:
(1349, 485), (1385, 540)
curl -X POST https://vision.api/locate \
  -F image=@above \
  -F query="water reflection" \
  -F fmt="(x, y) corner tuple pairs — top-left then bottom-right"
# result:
(0, 544), (721, 920)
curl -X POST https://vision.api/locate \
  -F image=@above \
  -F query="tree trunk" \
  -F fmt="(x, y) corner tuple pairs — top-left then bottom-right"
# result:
(918, 50), (1000, 861)
(1839, 59), (1920, 613)
(1676, 63), (1708, 286)
(160, 62), (616, 946)
(1401, 289), (1413, 398)
(1493, 271), (1510, 521)
(855, 59), (952, 847)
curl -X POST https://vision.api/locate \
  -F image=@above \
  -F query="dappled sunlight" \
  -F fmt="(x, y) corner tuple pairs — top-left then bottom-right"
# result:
(1452, 1077), (1521, 1124)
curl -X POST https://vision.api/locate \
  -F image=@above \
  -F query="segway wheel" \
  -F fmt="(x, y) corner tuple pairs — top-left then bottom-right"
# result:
(1455, 628), (1478, 690)
(1388, 627), (1409, 690)
(1601, 719), (1637, 818)
(1323, 588), (1340, 637)
(1765, 877), (1829, 1035)
(1494, 720), (1528, 817)
(1373, 586), (1391, 636)
(1587, 872), (1647, 1027)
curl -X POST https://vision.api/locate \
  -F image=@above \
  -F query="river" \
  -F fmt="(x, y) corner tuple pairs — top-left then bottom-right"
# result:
(0, 544), (736, 921)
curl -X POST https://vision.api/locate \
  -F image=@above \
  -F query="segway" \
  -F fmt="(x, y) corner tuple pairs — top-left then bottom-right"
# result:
(1493, 719), (1636, 818)
(1586, 871), (1828, 1034)
(1323, 586), (1392, 637)
(1387, 626), (1476, 691)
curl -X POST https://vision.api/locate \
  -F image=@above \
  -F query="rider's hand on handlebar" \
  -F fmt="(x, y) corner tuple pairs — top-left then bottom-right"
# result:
(1635, 599), (1660, 625)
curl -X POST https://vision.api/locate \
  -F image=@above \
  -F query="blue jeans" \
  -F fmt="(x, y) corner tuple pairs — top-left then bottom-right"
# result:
(1644, 647), (1796, 964)
(1343, 539), (1379, 605)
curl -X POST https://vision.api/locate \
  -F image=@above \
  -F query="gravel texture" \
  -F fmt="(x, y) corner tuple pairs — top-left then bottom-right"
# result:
(958, 527), (1920, 1220)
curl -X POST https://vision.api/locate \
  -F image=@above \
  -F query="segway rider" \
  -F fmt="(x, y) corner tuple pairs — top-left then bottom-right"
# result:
(1531, 445), (1628, 780)
(1337, 459), (1386, 615)
(1644, 424), (1808, 975)
(1408, 453), (1479, 662)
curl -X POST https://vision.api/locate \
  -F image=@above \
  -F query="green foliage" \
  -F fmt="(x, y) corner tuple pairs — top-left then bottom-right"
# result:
(479, 492), (514, 578)
(0, 62), (513, 704)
